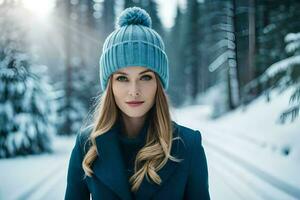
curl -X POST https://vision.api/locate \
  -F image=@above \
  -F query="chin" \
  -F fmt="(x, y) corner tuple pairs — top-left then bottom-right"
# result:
(123, 111), (147, 118)
(121, 106), (151, 118)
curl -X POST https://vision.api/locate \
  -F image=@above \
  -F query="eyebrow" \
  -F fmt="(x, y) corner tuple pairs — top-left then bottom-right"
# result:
(114, 69), (152, 75)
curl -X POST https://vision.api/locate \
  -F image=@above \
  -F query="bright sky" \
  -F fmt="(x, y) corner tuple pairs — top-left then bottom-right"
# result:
(21, 0), (56, 18)
(156, 0), (186, 29)
(18, 0), (185, 28)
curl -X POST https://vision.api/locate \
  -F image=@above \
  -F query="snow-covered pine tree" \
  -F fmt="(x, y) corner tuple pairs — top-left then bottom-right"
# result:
(0, 6), (57, 158)
(279, 33), (300, 123)
(249, 32), (300, 123)
(56, 59), (91, 135)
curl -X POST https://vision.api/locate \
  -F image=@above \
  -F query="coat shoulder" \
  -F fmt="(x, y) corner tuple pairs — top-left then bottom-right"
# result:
(173, 122), (202, 165)
(172, 121), (202, 143)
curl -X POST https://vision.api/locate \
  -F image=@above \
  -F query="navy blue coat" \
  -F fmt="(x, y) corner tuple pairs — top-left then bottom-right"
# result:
(65, 121), (210, 200)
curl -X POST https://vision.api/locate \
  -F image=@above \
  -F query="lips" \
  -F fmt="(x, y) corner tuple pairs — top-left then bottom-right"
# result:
(126, 101), (144, 107)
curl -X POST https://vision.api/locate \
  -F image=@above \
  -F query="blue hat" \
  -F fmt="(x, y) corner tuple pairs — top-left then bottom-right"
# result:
(99, 7), (169, 91)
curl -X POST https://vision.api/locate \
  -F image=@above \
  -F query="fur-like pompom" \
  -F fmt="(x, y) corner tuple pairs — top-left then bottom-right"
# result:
(116, 7), (152, 28)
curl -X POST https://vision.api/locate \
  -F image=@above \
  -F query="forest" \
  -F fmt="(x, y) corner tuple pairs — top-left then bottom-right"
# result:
(0, 1), (299, 199)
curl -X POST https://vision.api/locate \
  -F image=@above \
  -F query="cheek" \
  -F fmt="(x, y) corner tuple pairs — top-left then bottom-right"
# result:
(112, 84), (124, 103)
(144, 83), (157, 100)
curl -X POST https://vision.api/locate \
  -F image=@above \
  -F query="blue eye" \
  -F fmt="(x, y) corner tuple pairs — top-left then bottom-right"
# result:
(141, 75), (152, 80)
(116, 76), (128, 82)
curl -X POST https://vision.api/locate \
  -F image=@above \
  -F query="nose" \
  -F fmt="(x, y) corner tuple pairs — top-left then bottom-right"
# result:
(128, 81), (140, 97)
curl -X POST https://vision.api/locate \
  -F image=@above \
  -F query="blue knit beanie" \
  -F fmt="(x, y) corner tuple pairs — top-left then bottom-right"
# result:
(99, 7), (169, 91)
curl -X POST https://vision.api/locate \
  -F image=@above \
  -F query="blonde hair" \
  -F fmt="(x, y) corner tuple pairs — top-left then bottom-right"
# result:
(82, 73), (181, 192)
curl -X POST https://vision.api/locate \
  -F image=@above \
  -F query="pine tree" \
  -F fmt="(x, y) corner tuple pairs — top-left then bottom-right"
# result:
(279, 32), (300, 123)
(167, 5), (187, 106)
(0, 7), (57, 158)
(256, 0), (300, 79)
(100, 0), (115, 38)
(54, 0), (103, 135)
(246, 31), (300, 123)
(238, 0), (300, 105)
(195, 0), (240, 116)
(56, 60), (98, 135)
(183, 0), (200, 102)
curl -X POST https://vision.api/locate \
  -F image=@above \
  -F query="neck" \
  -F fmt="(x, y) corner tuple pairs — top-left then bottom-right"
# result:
(120, 114), (147, 138)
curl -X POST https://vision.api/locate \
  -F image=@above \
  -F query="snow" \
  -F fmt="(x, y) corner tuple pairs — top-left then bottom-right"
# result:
(265, 55), (300, 77)
(0, 85), (299, 199)
(208, 50), (236, 72)
(285, 33), (300, 54)
(0, 49), (57, 157)
(262, 31), (300, 79)
(172, 84), (300, 200)
(214, 86), (300, 148)
(2, 101), (14, 120)
(286, 40), (300, 54)
(0, 68), (15, 78)
(263, 23), (276, 34)
(0, 136), (75, 200)
(285, 33), (300, 44)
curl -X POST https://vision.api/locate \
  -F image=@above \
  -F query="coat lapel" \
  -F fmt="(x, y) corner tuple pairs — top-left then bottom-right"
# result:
(91, 121), (184, 200)
(93, 124), (132, 200)
(135, 123), (185, 199)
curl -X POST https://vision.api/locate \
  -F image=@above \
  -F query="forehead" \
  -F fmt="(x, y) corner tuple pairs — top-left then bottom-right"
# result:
(114, 66), (153, 75)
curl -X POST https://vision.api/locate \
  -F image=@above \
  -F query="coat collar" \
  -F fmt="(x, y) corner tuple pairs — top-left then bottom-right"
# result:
(92, 121), (184, 200)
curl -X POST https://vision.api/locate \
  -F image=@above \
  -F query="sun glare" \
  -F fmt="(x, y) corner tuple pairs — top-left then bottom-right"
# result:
(22, 0), (56, 18)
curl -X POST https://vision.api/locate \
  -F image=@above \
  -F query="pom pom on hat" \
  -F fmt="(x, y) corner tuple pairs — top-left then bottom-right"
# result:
(116, 7), (152, 28)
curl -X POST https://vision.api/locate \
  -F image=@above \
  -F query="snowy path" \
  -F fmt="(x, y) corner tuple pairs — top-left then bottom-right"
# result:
(1, 127), (300, 200)
(172, 103), (300, 200)
(0, 136), (74, 200)
(206, 131), (299, 199)
(1, 129), (299, 200)
(204, 132), (299, 200)
(3, 132), (249, 200)
(16, 162), (63, 199)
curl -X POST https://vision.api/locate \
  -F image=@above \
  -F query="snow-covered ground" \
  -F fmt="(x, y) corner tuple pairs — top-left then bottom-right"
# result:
(172, 85), (300, 200)
(0, 136), (75, 200)
(0, 86), (299, 199)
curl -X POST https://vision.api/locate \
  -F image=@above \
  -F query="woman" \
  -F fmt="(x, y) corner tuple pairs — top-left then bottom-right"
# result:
(65, 7), (210, 200)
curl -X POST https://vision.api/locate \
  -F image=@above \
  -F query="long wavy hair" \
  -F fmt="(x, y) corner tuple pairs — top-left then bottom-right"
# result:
(82, 73), (181, 192)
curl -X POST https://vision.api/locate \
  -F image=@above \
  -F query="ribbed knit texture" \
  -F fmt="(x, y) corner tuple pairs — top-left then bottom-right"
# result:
(99, 7), (169, 90)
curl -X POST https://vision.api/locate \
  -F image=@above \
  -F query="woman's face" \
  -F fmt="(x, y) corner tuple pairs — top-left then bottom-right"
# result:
(112, 66), (157, 118)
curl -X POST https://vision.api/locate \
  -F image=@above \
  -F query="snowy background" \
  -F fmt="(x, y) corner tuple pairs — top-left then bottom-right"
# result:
(1, 0), (300, 199)
(1, 85), (299, 199)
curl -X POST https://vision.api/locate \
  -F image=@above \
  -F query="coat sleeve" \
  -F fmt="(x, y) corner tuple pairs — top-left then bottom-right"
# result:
(65, 133), (90, 200)
(184, 130), (210, 200)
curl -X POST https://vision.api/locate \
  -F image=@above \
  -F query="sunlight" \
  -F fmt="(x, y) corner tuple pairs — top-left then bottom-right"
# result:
(21, 0), (56, 18)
